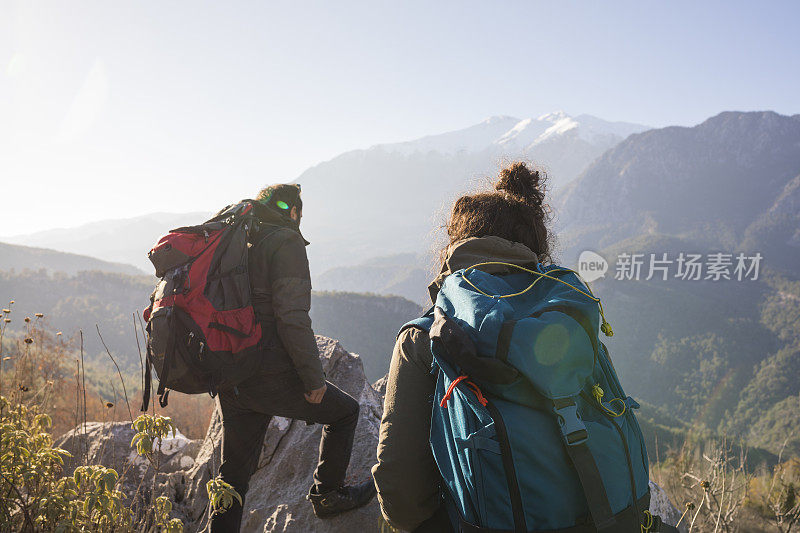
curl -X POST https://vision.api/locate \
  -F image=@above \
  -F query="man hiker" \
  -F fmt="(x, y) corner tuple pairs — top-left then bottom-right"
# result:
(210, 184), (375, 532)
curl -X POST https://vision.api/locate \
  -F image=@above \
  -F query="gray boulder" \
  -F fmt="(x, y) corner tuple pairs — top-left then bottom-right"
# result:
(173, 336), (385, 532)
(371, 375), (388, 396)
(649, 480), (686, 532)
(55, 420), (200, 498)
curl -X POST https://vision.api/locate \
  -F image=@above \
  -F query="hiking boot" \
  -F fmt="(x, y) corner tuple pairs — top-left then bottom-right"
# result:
(306, 480), (377, 519)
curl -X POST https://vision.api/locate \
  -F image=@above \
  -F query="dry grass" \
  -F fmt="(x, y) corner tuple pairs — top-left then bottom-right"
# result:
(652, 435), (800, 532)
(0, 303), (214, 440)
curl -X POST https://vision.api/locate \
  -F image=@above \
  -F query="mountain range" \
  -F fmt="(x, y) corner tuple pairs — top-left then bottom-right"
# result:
(0, 241), (145, 276)
(554, 111), (800, 268)
(381, 111), (647, 172)
(2, 212), (212, 273)
(323, 110), (800, 303)
(296, 111), (649, 268)
(11, 112), (795, 281)
(0, 112), (648, 273)
(313, 253), (433, 305)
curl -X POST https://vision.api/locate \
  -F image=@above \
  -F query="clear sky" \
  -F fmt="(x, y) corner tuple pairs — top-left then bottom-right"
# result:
(1, 0), (798, 235)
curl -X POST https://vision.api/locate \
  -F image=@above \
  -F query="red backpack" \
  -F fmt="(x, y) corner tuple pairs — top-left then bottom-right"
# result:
(141, 201), (268, 410)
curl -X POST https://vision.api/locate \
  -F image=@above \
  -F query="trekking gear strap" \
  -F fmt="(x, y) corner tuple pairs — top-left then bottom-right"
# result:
(208, 321), (249, 338)
(155, 310), (177, 408)
(553, 397), (616, 532)
(484, 400), (526, 533)
(159, 389), (170, 408)
(456, 498), (671, 533)
(495, 320), (517, 363)
(141, 343), (152, 412)
(251, 224), (284, 250)
(429, 307), (520, 385)
(641, 510), (680, 532)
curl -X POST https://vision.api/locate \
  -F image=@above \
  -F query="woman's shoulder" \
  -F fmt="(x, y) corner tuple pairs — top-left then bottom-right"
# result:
(395, 325), (433, 373)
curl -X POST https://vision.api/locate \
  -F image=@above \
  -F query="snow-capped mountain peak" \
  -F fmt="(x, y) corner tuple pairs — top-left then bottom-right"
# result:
(380, 112), (649, 157)
(482, 114), (520, 125)
(497, 118), (539, 145)
(537, 110), (570, 122)
(537, 115), (581, 143)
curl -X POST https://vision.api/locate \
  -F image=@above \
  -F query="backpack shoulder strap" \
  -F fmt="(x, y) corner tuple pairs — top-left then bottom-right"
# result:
(250, 223), (291, 249)
(206, 199), (254, 223)
(552, 396), (617, 531)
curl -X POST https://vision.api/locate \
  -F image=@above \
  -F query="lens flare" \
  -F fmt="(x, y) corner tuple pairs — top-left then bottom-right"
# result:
(534, 323), (570, 366)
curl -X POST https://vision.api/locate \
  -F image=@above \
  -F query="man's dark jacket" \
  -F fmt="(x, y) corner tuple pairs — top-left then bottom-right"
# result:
(247, 201), (325, 391)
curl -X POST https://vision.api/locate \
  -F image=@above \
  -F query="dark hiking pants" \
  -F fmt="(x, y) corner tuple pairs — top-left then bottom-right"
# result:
(209, 369), (360, 533)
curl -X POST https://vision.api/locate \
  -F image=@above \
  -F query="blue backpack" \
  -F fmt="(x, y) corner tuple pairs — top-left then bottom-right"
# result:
(401, 262), (676, 533)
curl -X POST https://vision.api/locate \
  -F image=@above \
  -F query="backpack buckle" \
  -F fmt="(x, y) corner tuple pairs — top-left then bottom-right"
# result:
(554, 400), (588, 446)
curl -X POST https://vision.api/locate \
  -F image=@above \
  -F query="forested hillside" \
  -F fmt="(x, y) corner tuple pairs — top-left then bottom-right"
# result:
(585, 232), (799, 458)
(0, 267), (421, 380)
(314, 253), (432, 306)
(310, 291), (422, 380)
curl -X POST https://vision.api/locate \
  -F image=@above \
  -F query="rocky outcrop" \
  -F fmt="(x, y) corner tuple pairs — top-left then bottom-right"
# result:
(170, 336), (384, 532)
(55, 420), (201, 497)
(53, 336), (384, 532)
(649, 480), (686, 532)
(56, 336), (683, 532)
(371, 375), (388, 396)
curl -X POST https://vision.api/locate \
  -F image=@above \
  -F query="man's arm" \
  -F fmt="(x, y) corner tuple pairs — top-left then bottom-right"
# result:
(269, 232), (326, 392)
(372, 327), (441, 531)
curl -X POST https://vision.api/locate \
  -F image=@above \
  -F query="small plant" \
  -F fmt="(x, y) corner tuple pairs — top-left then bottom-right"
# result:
(154, 496), (185, 532)
(130, 413), (185, 530)
(748, 442), (800, 533)
(206, 475), (243, 517)
(0, 395), (189, 532)
(69, 465), (133, 531)
(0, 395), (134, 532)
(131, 413), (177, 459)
(676, 439), (748, 532)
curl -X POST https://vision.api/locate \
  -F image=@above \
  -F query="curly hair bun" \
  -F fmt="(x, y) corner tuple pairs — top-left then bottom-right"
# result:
(494, 162), (545, 206)
(444, 160), (552, 265)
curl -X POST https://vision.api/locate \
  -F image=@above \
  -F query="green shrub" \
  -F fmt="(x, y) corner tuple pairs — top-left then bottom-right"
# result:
(0, 396), (185, 532)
